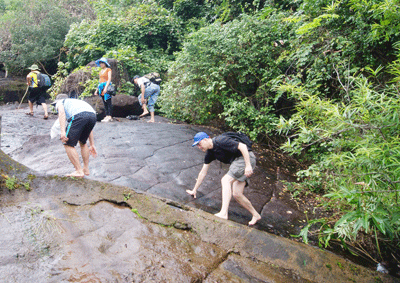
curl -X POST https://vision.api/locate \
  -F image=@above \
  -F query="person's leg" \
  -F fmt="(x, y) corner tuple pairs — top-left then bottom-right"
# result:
(26, 88), (36, 115)
(146, 86), (159, 123)
(139, 101), (149, 117)
(105, 98), (112, 120)
(101, 97), (112, 122)
(232, 180), (262, 225)
(79, 141), (90, 175)
(28, 100), (34, 114)
(41, 102), (48, 118)
(138, 92), (149, 118)
(215, 174), (235, 220)
(148, 111), (155, 123)
(64, 144), (84, 177)
(108, 98), (113, 120)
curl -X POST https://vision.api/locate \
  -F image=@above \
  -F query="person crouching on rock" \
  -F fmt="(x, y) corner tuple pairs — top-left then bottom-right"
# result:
(133, 75), (160, 123)
(51, 95), (97, 178)
(94, 57), (113, 123)
(26, 64), (49, 119)
(186, 132), (262, 225)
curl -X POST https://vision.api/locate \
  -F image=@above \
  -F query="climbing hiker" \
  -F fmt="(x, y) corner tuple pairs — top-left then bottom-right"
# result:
(187, 132), (262, 225)
(51, 94), (97, 178)
(94, 57), (113, 122)
(25, 64), (49, 119)
(132, 75), (160, 123)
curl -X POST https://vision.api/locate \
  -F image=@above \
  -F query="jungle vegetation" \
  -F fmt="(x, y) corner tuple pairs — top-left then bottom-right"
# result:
(1, 0), (399, 271)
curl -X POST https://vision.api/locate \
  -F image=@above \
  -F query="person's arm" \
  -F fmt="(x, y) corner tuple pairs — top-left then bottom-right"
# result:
(238, 142), (253, 177)
(140, 84), (146, 104)
(186, 163), (210, 198)
(88, 131), (97, 157)
(58, 105), (68, 144)
(26, 74), (31, 86)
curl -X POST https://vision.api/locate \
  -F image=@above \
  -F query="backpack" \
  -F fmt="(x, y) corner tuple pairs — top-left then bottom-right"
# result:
(144, 72), (162, 85)
(221, 132), (253, 150)
(37, 72), (52, 89)
(106, 84), (116, 96)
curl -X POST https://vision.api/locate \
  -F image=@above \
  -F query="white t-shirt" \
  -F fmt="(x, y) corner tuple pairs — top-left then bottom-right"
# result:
(56, 99), (95, 120)
(136, 77), (150, 88)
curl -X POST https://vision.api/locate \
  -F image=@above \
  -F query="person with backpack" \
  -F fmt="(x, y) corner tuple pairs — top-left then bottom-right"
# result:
(94, 57), (113, 122)
(187, 132), (262, 225)
(26, 64), (49, 119)
(133, 74), (161, 123)
(51, 94), (97, 178)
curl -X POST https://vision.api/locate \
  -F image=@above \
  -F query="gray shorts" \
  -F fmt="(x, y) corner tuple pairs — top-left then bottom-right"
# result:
(227, 152), (256, 182)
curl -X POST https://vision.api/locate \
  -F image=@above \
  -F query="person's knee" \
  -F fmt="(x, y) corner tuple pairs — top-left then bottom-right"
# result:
(232, 192), (244, 200)
(221, 174), (235, 185)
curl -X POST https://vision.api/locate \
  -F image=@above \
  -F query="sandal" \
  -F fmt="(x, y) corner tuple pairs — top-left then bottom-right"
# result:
(43, 115), (48, 120)
(25, 112), (34, 116)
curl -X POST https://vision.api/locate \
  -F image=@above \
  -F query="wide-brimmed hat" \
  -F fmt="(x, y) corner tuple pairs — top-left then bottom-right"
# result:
(28, 64), (39, 70)
(95, 57), (110, 67)
(192, 132), (209, 147)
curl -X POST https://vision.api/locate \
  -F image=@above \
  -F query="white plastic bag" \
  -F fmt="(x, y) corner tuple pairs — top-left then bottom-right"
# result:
(50, 119), (61, 139)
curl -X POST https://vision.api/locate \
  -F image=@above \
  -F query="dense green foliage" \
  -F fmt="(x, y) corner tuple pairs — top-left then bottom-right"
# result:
(278, 65), (400, 251)
(64, 1), (183, 72)
(1, 0), (400, 266)
(159, 12), (292, 140)
(0, 0), (92, 74)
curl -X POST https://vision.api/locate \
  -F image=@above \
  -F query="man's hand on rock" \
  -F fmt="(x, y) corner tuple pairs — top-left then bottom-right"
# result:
(186, 189), (197, 199)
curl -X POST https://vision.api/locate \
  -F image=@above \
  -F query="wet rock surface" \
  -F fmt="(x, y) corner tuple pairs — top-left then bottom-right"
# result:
(0, 102), (397, 282)
(1, 102), (280, 231)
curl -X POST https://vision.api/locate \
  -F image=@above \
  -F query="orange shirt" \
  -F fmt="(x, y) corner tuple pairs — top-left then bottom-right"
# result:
(99, 68), (111, 83)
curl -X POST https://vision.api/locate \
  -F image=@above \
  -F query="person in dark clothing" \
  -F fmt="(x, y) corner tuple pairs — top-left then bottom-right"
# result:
(94, 57), (113, 122)
(187, 132), (261, 225)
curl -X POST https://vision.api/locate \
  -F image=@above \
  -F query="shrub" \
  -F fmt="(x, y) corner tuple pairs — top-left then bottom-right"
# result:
(159, 11), (294, 140)
(277, 64), (400, 256)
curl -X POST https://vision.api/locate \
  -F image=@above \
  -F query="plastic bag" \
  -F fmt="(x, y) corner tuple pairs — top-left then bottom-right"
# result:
(50, 119), (61, 139)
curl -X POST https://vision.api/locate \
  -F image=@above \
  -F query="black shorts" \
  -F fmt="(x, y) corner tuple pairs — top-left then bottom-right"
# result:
(28, 87), (46, 105)
(65, 112), (96, 147)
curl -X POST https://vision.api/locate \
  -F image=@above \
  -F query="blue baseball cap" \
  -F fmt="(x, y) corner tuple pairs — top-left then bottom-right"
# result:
(95, 57), (110, 67)
(192, 132), (209, 147)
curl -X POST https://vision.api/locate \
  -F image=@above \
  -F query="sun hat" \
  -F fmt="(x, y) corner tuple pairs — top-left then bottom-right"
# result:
(192, 132), (209, 147)
(95, 57), (110, 67)
(28, 64), (39, 70)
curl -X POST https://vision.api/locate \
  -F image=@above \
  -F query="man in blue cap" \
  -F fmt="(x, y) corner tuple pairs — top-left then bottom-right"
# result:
(187, 132), (261, 225)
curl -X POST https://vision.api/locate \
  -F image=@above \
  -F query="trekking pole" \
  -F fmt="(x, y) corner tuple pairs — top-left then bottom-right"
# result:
(18, 85), (29, 109)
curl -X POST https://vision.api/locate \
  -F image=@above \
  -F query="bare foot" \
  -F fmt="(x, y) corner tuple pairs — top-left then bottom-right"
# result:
(248, 213), (261, 225)
(139, 111), (149, 118)
(214, 212), (228, 220)
(66, 171), (85, 178)
(83, 168), (90, 176)
(186, 189), (197, 198)
(147, 119), (155, 123)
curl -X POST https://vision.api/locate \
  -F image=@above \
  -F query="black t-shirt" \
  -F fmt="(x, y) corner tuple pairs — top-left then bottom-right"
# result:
(204, 135), (242, 164)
